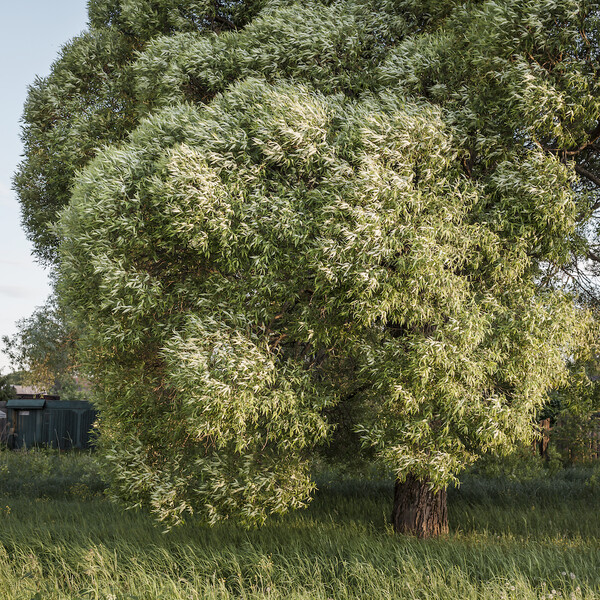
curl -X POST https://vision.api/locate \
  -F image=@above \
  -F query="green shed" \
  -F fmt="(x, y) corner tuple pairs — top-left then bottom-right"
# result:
(6, 399), (96, 450)
(0, 401), (7, 445)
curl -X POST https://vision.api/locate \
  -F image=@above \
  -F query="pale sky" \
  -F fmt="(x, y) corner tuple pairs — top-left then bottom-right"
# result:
(0, 1), (89, 372)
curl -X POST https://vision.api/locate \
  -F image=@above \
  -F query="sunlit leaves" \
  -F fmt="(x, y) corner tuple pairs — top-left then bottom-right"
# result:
(59, 72), (587, 523)
(13, 0), (595, 527)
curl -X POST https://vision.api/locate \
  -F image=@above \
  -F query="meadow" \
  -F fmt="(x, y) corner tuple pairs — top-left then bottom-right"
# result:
(0, 450), (599, 600)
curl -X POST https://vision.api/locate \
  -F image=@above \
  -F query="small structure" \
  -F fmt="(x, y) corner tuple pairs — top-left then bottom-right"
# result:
(4, 395), (96, 450)
(0, 401), (7, 445)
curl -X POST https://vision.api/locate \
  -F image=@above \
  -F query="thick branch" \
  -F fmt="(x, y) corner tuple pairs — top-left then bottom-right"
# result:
(539, 121), (600, 158)
(213, 14), (237, 30)
(575, 163), (600, 189)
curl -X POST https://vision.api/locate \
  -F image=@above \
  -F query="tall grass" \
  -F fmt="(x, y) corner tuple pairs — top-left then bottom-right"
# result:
(1, 450), (599, 599)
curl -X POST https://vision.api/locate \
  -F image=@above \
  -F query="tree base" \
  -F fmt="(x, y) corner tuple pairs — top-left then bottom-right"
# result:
(391, 474), (448, 537)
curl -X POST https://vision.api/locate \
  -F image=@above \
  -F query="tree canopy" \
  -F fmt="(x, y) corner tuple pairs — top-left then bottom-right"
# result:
(15, 0), (600, 533)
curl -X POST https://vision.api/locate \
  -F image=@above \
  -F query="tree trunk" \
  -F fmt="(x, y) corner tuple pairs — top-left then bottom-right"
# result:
(391, 474), (448, 537)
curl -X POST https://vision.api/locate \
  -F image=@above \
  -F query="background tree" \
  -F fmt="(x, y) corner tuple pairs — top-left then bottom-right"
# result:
(540, 337), (600, 464)
(16, 0), (600, 536)
(0, 374), (16, 403)
(1, 297), (80, 397)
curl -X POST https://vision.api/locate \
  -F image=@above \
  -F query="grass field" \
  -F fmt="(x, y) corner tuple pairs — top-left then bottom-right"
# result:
(0, 451), (599, 600)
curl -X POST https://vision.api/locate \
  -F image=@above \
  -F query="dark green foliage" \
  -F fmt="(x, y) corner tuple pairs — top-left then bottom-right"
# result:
(88, 0), (268, 37)
(0, 375), (15, 403)
(14, 28), (139, 264)
(0, 449), (105, 499)
(540, 348), (600, 464)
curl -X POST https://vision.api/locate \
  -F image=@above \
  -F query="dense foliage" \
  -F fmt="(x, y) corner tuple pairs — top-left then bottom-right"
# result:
(16, 0), (600, 526)
(15, 0), (269, 264)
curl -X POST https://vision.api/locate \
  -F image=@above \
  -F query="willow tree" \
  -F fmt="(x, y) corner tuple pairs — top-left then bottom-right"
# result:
(18, 0), (600, 536)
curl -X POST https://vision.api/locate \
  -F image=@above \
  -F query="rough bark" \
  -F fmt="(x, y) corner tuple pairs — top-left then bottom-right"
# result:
(391, 474), (448, 537)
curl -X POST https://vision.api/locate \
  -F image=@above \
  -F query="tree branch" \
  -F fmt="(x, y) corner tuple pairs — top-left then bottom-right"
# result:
(538, 121), (600, 157)
(213, 14), (237, 30)
(575, 163), (600, 189)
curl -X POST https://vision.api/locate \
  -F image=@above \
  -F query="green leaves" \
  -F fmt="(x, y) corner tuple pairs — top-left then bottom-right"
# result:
(17, 0), (598, 525)
(58, 70), (587, 523)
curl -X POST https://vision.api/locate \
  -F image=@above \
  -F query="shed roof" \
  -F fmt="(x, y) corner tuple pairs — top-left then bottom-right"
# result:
(6, 399), (46, 409)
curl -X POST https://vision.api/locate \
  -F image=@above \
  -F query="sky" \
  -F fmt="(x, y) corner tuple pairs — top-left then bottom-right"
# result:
(0, 1), (89, 372)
